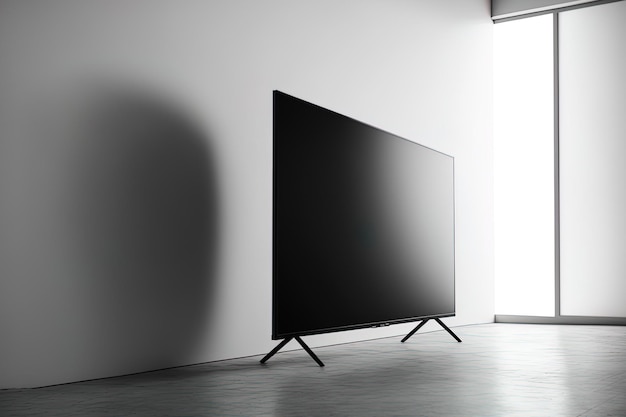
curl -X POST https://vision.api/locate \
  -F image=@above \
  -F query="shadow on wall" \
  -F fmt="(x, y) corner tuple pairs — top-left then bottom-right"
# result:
(68, 83), (220, 368)
(4, 81), (220, 383)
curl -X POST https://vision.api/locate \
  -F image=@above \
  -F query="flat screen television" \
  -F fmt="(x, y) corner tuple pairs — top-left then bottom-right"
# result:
(272, 91), (455, 341)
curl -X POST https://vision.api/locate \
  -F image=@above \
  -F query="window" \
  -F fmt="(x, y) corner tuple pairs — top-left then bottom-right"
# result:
(493, 14), (555, 316)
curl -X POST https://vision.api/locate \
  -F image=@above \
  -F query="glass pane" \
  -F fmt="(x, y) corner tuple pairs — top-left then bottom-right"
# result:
(559, 1), (626, 317)
(493, 15), (555, 316)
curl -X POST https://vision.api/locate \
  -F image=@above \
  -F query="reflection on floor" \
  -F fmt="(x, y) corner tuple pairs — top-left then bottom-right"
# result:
(1, 324), (625, 416)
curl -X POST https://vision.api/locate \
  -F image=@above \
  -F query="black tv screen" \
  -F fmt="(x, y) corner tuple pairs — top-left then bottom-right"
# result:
(273, 91), (455, 340)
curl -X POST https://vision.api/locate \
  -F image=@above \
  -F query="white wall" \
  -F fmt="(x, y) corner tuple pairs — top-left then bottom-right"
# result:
(0, 0), (493, 388)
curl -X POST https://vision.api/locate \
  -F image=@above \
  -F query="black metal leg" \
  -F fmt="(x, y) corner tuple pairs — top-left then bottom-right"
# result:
(435, 318), (462, 342)
(260, 336), (325, 366)
(402, 318), (462, 343)
(401, 319), (429, 343)
(260, 337), (292, 364)
(295, 336), (325, 367)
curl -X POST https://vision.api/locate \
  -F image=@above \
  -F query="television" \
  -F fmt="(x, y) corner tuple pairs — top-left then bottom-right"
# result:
(271, 91), (456, 347)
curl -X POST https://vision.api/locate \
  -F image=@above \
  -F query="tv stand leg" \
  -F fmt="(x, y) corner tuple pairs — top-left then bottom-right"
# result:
(401, 319), (430, 343)
(434, 318), (462, 343)
(401, 318), (462, 343)
(294, 336), (325, 367)
(260, 337), (292, 364)
(260, 336), (325, 367)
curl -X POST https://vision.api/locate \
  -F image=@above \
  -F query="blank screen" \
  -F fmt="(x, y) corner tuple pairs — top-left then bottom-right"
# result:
(273, 91), (455, 339)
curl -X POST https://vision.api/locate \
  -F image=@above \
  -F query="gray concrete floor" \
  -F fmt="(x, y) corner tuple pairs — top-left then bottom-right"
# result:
(1, 323), (625, 416)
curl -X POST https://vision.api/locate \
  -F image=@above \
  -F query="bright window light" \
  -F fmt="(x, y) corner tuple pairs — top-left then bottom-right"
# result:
(493, 15), (555, 316)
